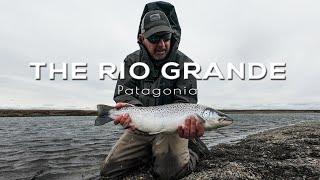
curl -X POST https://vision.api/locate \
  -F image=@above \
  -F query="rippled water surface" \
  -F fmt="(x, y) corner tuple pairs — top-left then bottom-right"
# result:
(0, 113), (319, 179)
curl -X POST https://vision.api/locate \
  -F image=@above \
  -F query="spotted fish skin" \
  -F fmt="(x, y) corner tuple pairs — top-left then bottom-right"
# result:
(95, 103), (233, 134)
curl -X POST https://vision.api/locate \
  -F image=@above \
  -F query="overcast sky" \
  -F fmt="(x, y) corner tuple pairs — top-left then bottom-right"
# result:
(0, 0), (319, 109)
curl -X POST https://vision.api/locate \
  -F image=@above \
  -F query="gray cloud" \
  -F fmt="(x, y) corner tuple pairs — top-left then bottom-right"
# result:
(0, 0), (319, 109)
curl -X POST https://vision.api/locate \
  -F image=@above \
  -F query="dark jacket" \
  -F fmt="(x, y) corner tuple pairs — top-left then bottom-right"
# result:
(113, 1), (209, 158)
(114, 1), (197, 107)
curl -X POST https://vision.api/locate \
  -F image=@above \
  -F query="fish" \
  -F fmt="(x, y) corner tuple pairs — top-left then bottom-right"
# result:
(95, 103), (234, 134)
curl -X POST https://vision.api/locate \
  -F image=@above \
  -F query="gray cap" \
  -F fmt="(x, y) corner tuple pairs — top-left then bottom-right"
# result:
(140, 10), (174, 38)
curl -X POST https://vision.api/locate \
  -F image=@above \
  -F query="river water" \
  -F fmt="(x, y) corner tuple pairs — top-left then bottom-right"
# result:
(0, 113), (319, 180)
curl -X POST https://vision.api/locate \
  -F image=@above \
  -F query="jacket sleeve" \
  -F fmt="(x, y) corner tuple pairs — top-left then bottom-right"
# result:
(173, 59), (198, 104)
(113, 56), (143, 106)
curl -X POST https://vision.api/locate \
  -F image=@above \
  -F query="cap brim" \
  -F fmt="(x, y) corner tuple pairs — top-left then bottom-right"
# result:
(143, 25), (174, 38)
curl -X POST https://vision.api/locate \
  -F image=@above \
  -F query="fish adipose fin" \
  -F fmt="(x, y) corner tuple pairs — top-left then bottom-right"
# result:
(95, 104), (114, 126)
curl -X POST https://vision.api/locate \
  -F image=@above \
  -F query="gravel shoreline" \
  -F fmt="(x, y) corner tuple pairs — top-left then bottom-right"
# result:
(124, 122), (320, 179)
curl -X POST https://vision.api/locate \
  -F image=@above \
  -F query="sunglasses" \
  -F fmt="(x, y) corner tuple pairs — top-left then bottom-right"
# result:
(147, 33), (172, 44)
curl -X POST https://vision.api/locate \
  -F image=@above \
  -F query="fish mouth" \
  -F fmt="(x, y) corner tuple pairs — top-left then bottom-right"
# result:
(219, 115), (234, 126)
(215, 110), (234, 125)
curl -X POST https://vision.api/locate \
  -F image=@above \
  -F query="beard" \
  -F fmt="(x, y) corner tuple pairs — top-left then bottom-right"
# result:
(152, 48), (169, 60)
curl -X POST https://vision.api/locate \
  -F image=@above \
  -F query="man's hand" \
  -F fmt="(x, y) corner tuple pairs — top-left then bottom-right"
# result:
(114, 102), (134, 109)
(114, 102), (136, 131)
(178, 115), (204, 139)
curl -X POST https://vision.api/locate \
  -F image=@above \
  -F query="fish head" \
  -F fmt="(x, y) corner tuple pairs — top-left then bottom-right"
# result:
(200, 108), (234, 130)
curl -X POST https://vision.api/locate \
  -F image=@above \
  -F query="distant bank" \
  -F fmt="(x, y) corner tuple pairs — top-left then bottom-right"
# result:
(0, 109), (319, 117)
(0, 109), (97, 117)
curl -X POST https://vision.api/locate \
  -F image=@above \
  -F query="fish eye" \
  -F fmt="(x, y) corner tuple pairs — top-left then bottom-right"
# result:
(203, 109), (210, 118)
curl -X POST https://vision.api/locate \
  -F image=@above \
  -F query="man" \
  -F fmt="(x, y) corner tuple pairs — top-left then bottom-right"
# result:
(100, 2), (208, 179)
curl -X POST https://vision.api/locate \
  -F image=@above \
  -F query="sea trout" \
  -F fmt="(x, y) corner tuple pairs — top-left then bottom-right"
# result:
(95, 103), (233, 134)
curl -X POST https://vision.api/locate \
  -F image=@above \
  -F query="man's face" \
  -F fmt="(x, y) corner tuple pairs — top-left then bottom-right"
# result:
(141, 32), (171, 60)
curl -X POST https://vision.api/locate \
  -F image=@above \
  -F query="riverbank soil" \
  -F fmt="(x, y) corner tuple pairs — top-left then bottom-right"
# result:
(124, 122), (320, 179)
(185, 122), (320, 179)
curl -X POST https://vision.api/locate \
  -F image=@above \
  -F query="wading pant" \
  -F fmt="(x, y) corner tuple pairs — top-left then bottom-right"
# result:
(100, 130), (199, 179)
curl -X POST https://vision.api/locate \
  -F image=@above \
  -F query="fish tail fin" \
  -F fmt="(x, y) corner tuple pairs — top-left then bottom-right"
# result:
(95, 104), (114, 126)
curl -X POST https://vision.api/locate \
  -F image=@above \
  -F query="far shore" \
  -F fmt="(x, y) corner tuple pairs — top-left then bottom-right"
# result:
(0, 109), (319, 117)
(0, 109), (97, 117)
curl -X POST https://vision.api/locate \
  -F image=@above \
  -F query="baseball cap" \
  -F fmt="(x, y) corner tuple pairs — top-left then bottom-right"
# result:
(140, 10), (174, 38)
